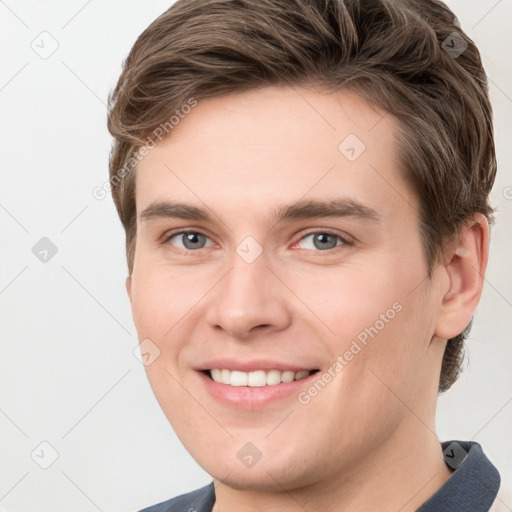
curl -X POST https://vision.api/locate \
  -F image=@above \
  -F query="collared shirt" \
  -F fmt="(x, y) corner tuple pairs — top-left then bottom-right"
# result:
(139, 440), (500, 512)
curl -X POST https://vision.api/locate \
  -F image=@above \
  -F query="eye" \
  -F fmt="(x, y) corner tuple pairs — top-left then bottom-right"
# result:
(296, 232), (348, 251)
(166, 231), (214, 250)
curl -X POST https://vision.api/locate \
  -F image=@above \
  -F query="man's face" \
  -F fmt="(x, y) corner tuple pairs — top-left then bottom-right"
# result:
(128, 87), (447, 490)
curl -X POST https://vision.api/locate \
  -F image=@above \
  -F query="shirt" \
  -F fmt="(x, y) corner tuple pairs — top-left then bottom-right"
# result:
(139, 440), (500, 512)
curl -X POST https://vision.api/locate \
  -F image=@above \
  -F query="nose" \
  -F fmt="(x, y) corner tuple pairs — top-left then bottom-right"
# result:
(205, 250), (291, 340)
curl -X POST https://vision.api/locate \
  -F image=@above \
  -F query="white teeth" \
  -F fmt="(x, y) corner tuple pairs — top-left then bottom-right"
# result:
(266, 369), (282, 386)
(209, 369), (313, 387)
(248, 370), (267, 387)
(281, 370), (295, 383)
(221, 369), (231, 385)
(230, 371), (248, 387)
(211, 369), (222, 382)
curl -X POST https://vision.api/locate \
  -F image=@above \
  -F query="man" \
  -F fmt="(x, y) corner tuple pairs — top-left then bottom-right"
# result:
(107, 0), (500, 510)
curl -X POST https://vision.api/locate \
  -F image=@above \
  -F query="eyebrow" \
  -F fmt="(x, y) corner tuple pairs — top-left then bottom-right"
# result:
(139, 198), (381, 225)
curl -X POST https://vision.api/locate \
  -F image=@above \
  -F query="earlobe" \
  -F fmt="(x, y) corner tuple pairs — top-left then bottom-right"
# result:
(125, 275), (132, 303)
(435, 215), (489, 340)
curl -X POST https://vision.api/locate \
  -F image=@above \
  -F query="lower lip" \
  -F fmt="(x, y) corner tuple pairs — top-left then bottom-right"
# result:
(197, 371), (318, 408)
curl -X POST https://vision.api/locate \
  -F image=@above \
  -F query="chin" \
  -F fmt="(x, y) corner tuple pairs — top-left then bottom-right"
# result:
(199, 452), (319, 493)
(212, 469), (299, 492)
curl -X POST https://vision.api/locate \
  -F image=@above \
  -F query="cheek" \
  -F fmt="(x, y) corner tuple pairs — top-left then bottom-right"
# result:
(290, 262), (403, 350)
(129, 268), (198, 420)
(295, 250), (432, 387)
(130, 264), (201, 339)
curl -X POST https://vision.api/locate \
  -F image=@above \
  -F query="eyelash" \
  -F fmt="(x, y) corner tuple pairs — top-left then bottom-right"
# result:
(163, 229), (353, 254)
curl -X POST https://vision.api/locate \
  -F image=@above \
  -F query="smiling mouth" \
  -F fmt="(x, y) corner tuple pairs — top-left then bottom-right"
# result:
(203, 369), (320, 387)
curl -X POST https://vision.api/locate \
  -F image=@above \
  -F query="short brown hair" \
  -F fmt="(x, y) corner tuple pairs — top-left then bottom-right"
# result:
(107, 0), (496, 392)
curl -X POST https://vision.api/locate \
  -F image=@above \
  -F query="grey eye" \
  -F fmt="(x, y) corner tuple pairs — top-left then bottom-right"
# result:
(168, 232), (212, 250)
(298, 233), (343, 251)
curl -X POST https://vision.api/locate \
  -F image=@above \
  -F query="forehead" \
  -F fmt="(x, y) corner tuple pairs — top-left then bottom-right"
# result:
(135, 86), (416, 223)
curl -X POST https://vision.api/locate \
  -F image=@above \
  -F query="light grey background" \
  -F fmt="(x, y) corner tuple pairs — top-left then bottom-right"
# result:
(0, 1), (511, 511)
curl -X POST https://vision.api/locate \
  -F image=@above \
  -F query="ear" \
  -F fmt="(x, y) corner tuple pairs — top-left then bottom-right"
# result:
(435, 214), (489, 340)
(125, 275), (132, 303)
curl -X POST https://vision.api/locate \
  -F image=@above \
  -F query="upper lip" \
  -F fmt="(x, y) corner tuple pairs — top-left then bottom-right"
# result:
(196, 358), (318, 373)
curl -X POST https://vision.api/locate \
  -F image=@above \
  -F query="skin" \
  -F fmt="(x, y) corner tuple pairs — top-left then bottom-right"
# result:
(126, 86), (489, 511)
